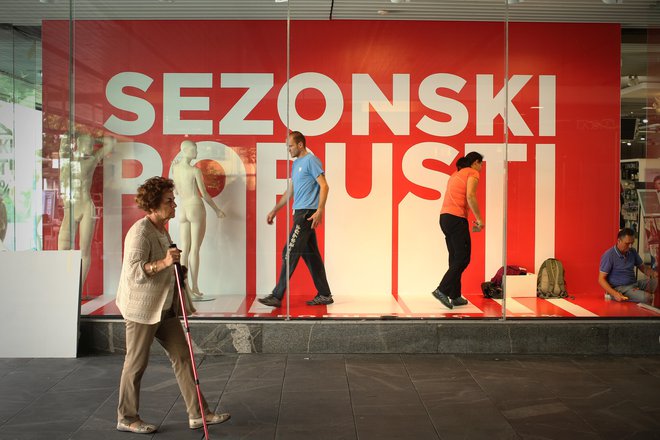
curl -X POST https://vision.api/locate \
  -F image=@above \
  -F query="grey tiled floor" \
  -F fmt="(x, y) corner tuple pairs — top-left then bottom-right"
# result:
(1, 354), (660, 440)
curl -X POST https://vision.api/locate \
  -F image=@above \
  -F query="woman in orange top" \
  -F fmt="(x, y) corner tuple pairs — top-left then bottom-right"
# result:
(432, 152), (484, 309)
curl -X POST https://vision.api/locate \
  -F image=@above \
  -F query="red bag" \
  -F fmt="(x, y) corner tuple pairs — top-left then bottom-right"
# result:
(490, 265), (527, 287)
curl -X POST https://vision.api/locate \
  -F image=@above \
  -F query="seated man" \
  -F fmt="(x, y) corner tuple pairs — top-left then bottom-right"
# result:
(599, 228), (657, 304)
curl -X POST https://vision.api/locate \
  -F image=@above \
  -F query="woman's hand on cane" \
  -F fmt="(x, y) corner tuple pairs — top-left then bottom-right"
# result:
(164, 247), (181, 267)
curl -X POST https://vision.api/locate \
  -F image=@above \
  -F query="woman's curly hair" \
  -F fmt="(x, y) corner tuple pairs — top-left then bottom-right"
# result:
(135, 176), (175, 213)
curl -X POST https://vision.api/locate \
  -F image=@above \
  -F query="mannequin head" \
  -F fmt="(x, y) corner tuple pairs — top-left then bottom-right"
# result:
(180, 140), (198, 160)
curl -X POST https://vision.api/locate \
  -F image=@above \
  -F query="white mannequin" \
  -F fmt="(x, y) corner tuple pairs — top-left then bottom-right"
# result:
(57, 134), (115, 290)
(172, 140), (225, 297)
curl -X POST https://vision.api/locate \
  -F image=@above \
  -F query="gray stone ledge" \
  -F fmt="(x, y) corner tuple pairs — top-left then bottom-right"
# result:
(79, 319), (660, 355)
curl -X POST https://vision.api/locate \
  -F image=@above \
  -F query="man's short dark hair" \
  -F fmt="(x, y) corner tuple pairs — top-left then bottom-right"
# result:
(290, 131), (306, 147)
(618, 227), (636, 240)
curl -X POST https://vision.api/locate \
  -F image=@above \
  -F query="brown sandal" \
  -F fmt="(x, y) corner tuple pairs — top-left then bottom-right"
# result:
(116, 419), (158, 434)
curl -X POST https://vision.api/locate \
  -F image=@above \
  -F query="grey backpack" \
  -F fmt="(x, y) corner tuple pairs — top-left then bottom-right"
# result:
(537, 258), (568, 298)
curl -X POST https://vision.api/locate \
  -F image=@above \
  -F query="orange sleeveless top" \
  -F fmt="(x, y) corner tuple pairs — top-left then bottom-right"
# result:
(440, 167), (479, 219)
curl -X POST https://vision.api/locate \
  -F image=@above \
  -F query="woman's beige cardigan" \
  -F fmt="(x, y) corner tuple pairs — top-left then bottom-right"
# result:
(116, 217), (195, 324)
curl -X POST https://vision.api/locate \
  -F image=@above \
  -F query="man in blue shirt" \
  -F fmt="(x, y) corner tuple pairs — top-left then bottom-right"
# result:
(598, 228), (657, 303)
(258, 131), (333, 308)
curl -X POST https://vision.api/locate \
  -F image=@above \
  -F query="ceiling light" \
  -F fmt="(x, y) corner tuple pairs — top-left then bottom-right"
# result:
(602, 0), (623, 4)
(508, 0), (524, 4)
(390, 0), (411, 3)
(377, 10), (390, 15)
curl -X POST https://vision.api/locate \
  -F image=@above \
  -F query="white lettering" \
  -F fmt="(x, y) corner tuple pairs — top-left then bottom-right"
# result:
(465, 143), (527, 278)
(255, 142), (290, 295)
(325, 142), (393, 297)
(476, 74), (533, 136)
(277, 72), (343, 135)
(163, 73), (213, 135)
(220, 73), (274, 135)
(539, 76), (556, 137)
(104, 72), (155, 136)
(104, 71), (555, 138)
(398, 142), (458, 295)
(416, 73), (468, 136)
(352, 74), (410, 135)
(103, 142), (162, 294)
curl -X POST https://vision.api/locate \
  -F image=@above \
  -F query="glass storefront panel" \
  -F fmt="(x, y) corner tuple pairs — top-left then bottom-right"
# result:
(33, 1), (292, 318)
(503, 2), (659, 318)
(282, 1), (507, 318)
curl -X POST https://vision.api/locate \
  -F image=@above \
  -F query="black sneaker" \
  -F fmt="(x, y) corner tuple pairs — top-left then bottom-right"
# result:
(431, 288), (453, 309)
(451, 296), (468, 306)
(258, 295), (282, 307)
(306, 295), (334, 306)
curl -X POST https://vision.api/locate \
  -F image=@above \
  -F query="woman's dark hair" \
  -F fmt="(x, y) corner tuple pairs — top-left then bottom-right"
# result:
(456, 152), (483, 170)
(456, 157), (469, 170)
(135, 176), (175, 213)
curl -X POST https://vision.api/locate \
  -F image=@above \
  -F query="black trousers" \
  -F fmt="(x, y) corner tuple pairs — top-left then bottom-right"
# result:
(437, 213), (471, 299)
(272, 209), (332, 300)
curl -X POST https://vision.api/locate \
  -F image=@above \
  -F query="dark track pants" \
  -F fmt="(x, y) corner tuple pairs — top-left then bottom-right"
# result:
(437, 213), (471, 300)
(272, 209), (331, 299)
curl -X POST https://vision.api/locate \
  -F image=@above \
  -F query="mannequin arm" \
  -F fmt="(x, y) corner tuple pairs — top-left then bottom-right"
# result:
(195, 168), (224, 218)
(90, 135), (115, 166)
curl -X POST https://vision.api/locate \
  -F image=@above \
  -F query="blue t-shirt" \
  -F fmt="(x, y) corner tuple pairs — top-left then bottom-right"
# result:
(292, 153), (324, 210)
(599, 245), (642, 287)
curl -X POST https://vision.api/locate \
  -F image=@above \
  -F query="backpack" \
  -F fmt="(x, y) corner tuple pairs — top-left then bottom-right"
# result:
(536, 258), (568, 298)
(491, 265), (527, 287)
(481, 281), (503, 299)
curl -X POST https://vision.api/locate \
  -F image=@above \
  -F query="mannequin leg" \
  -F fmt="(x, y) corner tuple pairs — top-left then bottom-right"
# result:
(79, 209), (96, 287)
(189, 205), (206, 295)
(58, 209), (73, 250)
(179, 219), (192, 268)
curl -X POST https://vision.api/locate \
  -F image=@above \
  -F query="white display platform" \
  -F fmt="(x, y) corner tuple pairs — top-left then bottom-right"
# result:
(0, 250), (81, 357)
(506, 273), (538, 298)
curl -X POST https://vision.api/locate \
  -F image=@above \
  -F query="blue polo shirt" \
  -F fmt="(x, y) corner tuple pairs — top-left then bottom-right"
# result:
(599, 245), (642, 287)
(291, 153), (324, 210)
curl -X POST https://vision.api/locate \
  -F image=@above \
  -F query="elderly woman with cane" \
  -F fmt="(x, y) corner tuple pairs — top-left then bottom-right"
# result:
(115, 176), (230, 434)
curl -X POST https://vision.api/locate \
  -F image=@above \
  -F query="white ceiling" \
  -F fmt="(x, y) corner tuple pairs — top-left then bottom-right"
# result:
(1, 0), (659, 28)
